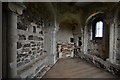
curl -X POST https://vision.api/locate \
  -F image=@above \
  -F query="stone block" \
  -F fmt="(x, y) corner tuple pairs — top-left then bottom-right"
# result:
(28, 51), (32, 55)
(28, 35), (34, 40)
(39, 31), (43, 34)
(17, 62), (24, 67)
(17, 58), (21, 62)
(17, 42), (22, 49)
(17, 22), (28, 31)
(30, 56), (34, 60)
(24, 59), (30, 64)
(31, 43), (36, 47)
(38, 37), (43, 41)
(30, 41), (35, 44)
(23, 43), (31, 47)
(18, 34), (26, 40)
(32, 48), (36, 50)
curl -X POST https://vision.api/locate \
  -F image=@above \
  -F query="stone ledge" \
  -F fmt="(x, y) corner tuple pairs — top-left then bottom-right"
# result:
(77, 53), (120, 76)
(17, 29), (43, 38)
(17, 53), (47, 75)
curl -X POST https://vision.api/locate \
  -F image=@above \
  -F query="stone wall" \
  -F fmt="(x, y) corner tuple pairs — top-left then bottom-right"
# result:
(57, 25), (73, 43)
(3, 2), (120, 78)
(115, 6), (120, 64)
(84, 13), (109, 60)
(116, 24), (120, 64)
(74, 3), (120, 77)
(16, 16), (47, 78)
(76, 52), (120, 77)
(57, 42), (74, 58)
(79, 3), (118, 60)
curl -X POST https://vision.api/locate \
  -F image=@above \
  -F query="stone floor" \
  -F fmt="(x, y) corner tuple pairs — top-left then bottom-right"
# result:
(42, 57), (115, 78)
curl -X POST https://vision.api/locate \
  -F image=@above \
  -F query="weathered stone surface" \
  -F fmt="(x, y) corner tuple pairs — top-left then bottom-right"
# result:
(17, 62), (24, 67)
(32, 48), (36, 50)
(18, 34), (26, 40)
(77, 53), (120, 77)
(17, 22), (28, 31)
(31, 43), (36, 47)
(39, 31), (43, 34)
(23, 43), (31, 47)
(33, 26), (36, 33)
(17, 21), (45, 69)
(22, 48), (31, 52)
(14, 2), (120, 79)
(17, 42), (22, 49)
(28, 35), (34, 40)
(17, 58), (20, 62)
(57, 43), (74, 58)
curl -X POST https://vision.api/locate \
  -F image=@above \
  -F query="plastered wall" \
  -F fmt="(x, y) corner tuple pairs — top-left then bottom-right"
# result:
(57, 25), (73, 43)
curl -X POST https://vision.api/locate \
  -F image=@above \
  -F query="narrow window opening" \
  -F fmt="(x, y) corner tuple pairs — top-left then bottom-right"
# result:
(33, 26), (36, 33)
(95, 21), (103, 37)
(70, 38), (74, 43)
(92, 17), (104, 39)
(78, 37), (81, 40)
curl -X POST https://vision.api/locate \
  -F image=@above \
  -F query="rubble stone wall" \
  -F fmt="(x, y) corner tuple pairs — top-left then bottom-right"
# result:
(16, 16), (47, 78)
(76, 52), (120, 76)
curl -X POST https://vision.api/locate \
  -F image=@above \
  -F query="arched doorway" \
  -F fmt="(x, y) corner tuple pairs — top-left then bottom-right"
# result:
(56, 14), (80, 59)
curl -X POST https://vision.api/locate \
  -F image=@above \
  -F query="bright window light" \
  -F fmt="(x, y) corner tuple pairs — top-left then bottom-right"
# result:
(95, 21), (103, 37)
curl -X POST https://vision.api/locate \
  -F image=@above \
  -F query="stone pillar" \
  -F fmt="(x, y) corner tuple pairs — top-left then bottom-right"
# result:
(44, 27), (57, 66)
(7, 3), (25, 78)
(51, 28), (57, 64)
(106, 16), (116, 63)
(109, 23), (115, 63)
(83, 25), (88, 54)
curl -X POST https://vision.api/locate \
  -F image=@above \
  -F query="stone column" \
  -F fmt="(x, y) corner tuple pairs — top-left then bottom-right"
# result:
(83, 25), (88, 54)
(109, 22), (115, 63)
(7, 2), (25, 78)
(51, 28), (57, 64)
(106, 16), (116, 63)
(44, 26), (58, 66)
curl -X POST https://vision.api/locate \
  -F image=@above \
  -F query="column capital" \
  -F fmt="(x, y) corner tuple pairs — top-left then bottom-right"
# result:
(8, 2), (26, 15)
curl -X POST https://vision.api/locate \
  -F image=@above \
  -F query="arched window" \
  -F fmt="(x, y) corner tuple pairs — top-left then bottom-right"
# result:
(92, 17), (104, 39)
(95, 21), (103, 37)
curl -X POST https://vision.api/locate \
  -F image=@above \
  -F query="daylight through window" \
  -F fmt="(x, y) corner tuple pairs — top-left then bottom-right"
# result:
(95, 21), (103, 37)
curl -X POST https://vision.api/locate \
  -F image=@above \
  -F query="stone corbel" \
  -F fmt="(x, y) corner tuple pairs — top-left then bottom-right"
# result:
(8, 2), (26, 15)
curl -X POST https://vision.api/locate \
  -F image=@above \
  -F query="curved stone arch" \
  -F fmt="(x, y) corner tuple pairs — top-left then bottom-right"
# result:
(58, 13), (81, 31)
(83, 11), (106, 55)
(44, 2), (56, 28)
(56, 14), (76, 42)
(85, 11), (105, 40)
(56, 13), (81, 45)
(84, 11), (105, 40)
(85, 12), (105, 26)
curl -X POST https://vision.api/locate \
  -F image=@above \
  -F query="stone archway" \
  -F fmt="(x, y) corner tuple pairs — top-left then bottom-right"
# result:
(84, 12), (109, 60)
(56, 14), (80, 59)
(84, 12), (105, 54)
